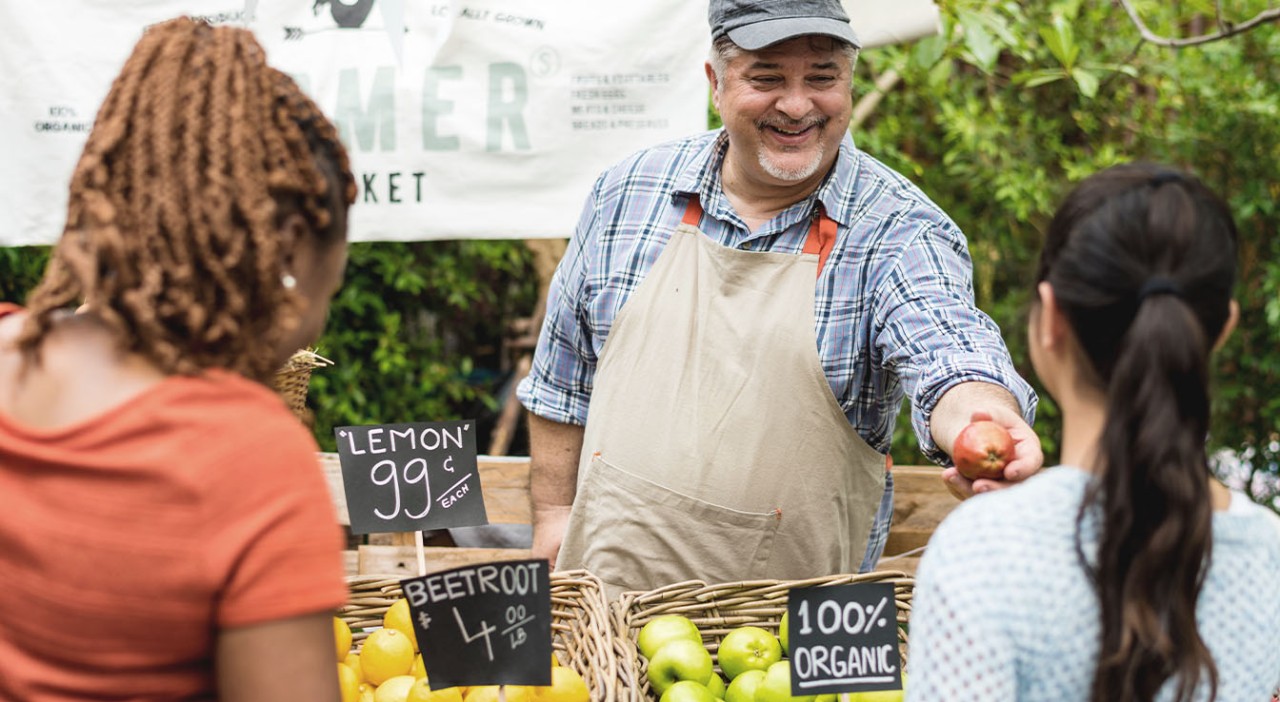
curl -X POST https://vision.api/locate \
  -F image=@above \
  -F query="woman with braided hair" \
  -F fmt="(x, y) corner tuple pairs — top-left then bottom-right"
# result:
(0, 17), (356, 701)
(906, 163), (1280, 701)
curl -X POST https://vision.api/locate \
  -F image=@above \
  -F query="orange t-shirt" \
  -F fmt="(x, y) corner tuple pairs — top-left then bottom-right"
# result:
(0, 306), (347, 700)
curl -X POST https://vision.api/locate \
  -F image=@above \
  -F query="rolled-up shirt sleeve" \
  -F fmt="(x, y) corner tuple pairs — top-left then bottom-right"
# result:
(874, 220), (1036, 464)
(516, 176), (603, 426)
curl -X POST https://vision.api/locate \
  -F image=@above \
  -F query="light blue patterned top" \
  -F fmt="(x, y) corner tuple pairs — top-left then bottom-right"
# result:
(907, 466), (1280, 701)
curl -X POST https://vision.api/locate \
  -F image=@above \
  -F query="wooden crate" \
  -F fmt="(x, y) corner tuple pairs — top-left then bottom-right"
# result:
(879, 465), (961, 576)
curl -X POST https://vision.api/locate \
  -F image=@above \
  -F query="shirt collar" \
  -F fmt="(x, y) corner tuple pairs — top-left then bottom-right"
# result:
(672, 130), (727, 202)
(671, 130), (863, 230)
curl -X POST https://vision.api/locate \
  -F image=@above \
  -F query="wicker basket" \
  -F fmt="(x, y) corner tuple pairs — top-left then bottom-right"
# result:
(612, 572), (914, 702)
(273, 349), (332, 421)
(340, 570), (626, 702)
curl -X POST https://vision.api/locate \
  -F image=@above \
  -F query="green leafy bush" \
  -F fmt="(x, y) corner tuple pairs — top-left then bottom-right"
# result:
(854, 0), (1279, 509)
(309, 240), (537, 451)
(0, 247), (49, 303)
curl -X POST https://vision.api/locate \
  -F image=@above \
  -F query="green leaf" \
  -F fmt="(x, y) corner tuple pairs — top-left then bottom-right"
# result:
(910, 34), (946, 70)
(1016, 68), (1068, 88)
(1071, 67), (1099, 98)
(1040, 15), (1078, 70)
(927, 59), (954, 92)
(961, 17), (1001, 72)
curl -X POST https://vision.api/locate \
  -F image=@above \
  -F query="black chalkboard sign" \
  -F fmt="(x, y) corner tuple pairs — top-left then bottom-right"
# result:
(334, 420), (488, 535)
(787, 582), (902, 695)
(401, 559), (552, 688)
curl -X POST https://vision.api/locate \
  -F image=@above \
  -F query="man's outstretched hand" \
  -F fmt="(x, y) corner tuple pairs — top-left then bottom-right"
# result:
(942, 406), (1043, 499)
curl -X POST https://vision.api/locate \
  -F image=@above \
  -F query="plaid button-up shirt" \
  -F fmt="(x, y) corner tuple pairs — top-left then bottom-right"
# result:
(518, 130), (1036, 569)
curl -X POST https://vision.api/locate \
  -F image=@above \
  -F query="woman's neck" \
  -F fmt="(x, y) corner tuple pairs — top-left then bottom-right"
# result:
(1057, 397), (1107, 473)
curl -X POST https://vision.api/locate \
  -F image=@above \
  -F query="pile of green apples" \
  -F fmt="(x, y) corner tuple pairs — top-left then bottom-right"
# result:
(635, 613), (905, 702)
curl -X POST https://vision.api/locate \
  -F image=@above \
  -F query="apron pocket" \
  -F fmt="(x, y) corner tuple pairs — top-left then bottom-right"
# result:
(567, 453), (781, 593)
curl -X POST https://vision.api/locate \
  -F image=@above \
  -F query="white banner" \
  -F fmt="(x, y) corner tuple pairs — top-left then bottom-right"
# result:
(0, 0), (938, 246)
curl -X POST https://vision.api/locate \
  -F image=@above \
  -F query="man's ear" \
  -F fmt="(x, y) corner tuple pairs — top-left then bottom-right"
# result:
(705, 62), (721, 112)
(1213, 299), (1240, 352)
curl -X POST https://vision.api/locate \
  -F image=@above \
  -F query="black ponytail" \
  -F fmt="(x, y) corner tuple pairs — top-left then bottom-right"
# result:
(1037, 163), (1238, 702)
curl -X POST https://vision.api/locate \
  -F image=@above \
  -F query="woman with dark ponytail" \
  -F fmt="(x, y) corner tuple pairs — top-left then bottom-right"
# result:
(906, 163), (1280, 701)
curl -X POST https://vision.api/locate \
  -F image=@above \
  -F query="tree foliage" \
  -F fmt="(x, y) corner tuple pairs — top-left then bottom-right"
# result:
(854, 0), (1279, 508)
(0, 0), (1275, 509)
(309, 240), (537, 451)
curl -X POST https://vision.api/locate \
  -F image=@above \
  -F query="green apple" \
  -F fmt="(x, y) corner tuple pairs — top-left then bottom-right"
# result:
(638, 615), (703, 659)
(717, 626), (782, 680)
(754, 661), (816, 702)
(723, 669), (765, 702)
(778, 611), (789, 655)
(847, 673), (907, 702)
(647, 638), (714, 696)
(705, 673), (726, 700)
(659, 680), (718, 702)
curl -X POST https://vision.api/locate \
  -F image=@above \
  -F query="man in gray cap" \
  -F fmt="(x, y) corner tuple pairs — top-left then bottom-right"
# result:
(518, 0), (1042, 595)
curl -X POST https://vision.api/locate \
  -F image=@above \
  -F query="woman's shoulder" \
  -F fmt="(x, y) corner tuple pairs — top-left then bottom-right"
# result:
(920, 467), (1090, 570)
(154, 370), (316, 446)
(1216, 492), (1280, 552)
(136, 372), (325, 494)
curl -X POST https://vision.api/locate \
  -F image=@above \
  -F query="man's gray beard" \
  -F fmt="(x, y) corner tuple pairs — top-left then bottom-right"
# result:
(758, 142), (826, 182)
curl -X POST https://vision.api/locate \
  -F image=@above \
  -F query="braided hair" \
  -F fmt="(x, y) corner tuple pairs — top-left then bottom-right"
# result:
(18, 16), (356, 383)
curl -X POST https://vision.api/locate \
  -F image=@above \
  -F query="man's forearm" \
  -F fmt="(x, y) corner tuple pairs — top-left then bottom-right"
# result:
(930, 381), (1023, 458)
(527, 412), (585, 512)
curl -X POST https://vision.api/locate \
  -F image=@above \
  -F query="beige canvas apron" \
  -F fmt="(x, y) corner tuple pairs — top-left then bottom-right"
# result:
(556, 198), (886, 596)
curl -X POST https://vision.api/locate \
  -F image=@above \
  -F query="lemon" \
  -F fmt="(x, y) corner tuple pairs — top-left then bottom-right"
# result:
(385, 598), (420, 652)
(465, 685), (536, 702)
(407, 677), (466, 702)
(359, 691), (376, 702)
(345, 652), (366, 683)
(410, 653), (427, 679)
(361, 628), (416, 685)
(533, 666), (589, 702)
(338, 662), (362, 702)
(374, 675), (419, 702)
(551, 651), (561, 668)
(336, 617), (354, 660)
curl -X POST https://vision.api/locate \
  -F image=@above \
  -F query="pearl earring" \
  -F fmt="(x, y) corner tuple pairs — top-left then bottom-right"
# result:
(282, 273), (298, 289)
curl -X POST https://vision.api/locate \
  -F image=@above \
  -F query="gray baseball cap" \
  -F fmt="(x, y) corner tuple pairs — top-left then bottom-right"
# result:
(709, 0), (862, 51)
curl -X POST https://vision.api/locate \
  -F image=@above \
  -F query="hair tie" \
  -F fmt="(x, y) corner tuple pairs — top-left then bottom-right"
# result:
(1137, 277), (1182, 302)
(1149, 172), (1183, 187)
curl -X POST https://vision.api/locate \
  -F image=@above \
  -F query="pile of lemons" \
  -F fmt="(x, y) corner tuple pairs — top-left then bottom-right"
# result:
(335, 600), (591, 702)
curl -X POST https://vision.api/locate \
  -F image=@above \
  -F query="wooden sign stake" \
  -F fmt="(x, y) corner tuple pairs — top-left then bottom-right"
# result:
(415, 529), (427, 576)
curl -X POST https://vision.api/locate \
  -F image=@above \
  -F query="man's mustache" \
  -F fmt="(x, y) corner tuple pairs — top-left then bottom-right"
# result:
(756, 116), (828, 131)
